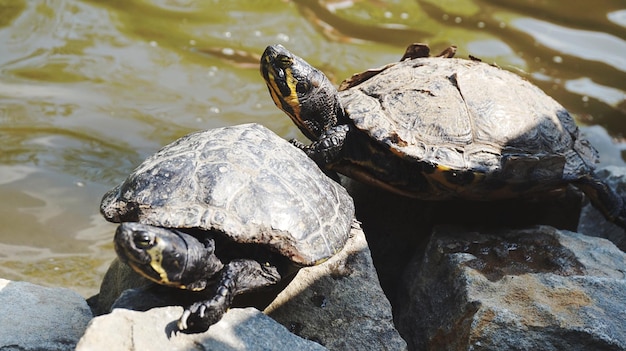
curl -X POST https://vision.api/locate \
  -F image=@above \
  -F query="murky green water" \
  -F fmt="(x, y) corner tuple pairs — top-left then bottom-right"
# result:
(1, 0), (625, 297)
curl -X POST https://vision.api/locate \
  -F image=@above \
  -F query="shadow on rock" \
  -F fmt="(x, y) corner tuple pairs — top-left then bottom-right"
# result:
(342, 176), (584, 310)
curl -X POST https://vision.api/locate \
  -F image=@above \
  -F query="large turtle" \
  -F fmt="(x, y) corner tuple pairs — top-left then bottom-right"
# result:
(260, 43), (626, 227)
(100, 123), (354, 332)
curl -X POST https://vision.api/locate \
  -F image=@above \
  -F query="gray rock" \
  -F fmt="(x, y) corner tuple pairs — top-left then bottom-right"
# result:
(76, 306), (327, 351)
(0, 278), (92, 351)
(579, 166), (626, 251)
(88, 258), (152, 315)
(265, 222), (407, 351)
(396, 225), (626, 351)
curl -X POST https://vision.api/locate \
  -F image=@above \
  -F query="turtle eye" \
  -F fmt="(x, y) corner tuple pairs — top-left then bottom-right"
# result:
(134, 231), (154, 249)
(296, 81), (310, 95)
(277, 55), (293, 69)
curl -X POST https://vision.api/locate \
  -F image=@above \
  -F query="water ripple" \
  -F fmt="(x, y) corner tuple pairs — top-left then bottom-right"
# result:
(512, 17), (626, 72)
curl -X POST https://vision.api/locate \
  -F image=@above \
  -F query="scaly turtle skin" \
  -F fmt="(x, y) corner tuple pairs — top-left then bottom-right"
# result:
(101, 123), (354, 332)
(260, 43), (626, 227)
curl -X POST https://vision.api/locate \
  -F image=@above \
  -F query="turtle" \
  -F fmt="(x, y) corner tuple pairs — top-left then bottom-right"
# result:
(100, 123), (354, 333)
(260, 43), (626, 228)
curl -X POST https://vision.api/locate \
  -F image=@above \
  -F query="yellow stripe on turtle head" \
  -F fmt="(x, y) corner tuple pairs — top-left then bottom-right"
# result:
(283, 67), (302, 117)
(261, 52), (311, 135)
(128, 237), (187, 289)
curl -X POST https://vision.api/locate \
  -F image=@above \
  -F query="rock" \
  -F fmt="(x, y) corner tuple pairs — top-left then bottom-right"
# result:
(87, 258), (152, 315)
(578, 166), (626, 251)
(0, 278), (92, 351)
(76, 306), (328, 351)
(395, 225), (626, 351)
(265, 222), (407, 351)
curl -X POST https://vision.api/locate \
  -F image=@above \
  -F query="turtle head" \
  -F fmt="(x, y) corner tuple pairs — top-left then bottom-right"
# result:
(114, 222), (223, 291)
(261, 44), (341, 141)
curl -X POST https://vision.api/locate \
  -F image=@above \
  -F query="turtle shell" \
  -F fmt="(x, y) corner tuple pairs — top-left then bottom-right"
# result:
(338, 57), (597, 179)
(101, 123), (354, 266)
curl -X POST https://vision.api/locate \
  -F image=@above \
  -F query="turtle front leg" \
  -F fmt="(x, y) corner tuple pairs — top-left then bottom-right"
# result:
(291, 124), (350, 167)
(177, 259), (282, 333)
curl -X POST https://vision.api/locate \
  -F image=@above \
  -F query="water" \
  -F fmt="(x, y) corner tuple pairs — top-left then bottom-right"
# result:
(0, 0), (624, 297)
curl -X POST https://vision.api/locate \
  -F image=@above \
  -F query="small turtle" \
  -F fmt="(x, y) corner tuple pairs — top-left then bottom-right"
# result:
(260, 43), (626, 227)
(100, 123), (354, 332)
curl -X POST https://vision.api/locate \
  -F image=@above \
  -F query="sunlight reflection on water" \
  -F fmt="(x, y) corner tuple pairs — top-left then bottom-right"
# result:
(512, 17), (626, 72)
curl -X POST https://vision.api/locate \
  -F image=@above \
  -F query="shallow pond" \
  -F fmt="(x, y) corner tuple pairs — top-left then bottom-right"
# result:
(0, 0), (625, 296)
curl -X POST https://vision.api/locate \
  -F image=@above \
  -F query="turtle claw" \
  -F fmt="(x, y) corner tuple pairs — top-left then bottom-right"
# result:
(177, 300), (224, 333)
(289, 138), (307, 149)
(177, 309), (192, 331)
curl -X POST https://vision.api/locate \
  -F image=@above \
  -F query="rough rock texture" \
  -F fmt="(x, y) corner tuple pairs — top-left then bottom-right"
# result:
(396, 225), (626, 351)
(76, 306), (327, 351)
(265, 222), (407, 351)
(92, 222), (406, 350)
(0, 278), (93, 351)
(579, 166), (626, 251)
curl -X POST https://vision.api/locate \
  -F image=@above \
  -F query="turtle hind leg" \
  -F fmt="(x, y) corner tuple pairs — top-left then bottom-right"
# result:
(575, 175), (626, 228)
(177, 259), (283, 333)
